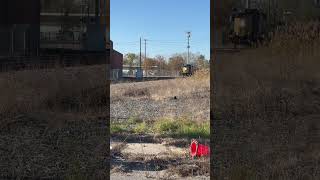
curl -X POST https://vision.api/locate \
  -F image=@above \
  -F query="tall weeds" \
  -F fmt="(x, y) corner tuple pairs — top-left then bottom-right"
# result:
(213, 22), (320, 179)
(0, 65), (107, 118)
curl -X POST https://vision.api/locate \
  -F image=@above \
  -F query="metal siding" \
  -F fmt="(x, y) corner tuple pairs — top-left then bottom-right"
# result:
(4, 0), (40, 54)
(104, 0), (110, 48)
(0, 0), (8, 25)
(0, 0), (9, 55)
(85, 24), (106, 51)
(0, 30), (10, 55)
(8, 0), (40, 24)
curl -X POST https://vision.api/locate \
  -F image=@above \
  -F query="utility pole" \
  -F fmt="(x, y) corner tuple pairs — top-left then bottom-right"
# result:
(139, 37), (142, 77)
(144, 39), (147, 77)
(186, 31), (191, 64)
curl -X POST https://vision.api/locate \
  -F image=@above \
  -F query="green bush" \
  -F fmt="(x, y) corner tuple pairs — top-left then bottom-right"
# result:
(154, 118), (210, 138)
(133, 122), (148, 134)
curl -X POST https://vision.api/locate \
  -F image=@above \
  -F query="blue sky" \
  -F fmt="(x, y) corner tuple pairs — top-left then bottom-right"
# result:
(110, 0), (210, 59)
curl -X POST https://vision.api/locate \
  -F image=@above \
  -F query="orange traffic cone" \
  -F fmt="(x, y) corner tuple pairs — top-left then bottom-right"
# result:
(190, 139), (210, 158)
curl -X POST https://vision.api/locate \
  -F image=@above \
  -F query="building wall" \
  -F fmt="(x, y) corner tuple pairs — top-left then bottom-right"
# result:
(111, 50), (123, 70)
(110, 49), (123, 80)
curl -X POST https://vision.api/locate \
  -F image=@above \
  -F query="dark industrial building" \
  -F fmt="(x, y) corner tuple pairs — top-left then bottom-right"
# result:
(0, 0), (123, 79)
(109, 41), (123, 80)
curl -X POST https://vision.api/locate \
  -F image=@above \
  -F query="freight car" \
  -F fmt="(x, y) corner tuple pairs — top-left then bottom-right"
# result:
(228, 8), (268, 47)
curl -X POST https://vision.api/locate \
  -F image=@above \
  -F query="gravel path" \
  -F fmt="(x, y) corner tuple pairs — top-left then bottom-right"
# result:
(110, 79), (210, 121)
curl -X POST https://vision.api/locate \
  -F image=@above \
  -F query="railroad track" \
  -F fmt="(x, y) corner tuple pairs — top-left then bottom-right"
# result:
(120, 76), (179, 82)
(214, 47), (249, 54)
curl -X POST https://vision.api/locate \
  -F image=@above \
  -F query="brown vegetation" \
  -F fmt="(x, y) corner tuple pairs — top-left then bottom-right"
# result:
(111, 69), (209, 121)
(0, 65), (109, 179)
(213, 22), (320, 179)
(0, 65), (107, 116)
(110, 70), (210, 179)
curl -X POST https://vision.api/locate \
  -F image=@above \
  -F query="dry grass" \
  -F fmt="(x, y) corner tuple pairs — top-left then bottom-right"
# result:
(213, 22), (320, 179)
(0, 65), (107, 117)
(0, 65), (109, 179)
(111, 69), (209, 101)
(110, 69), (209, 122)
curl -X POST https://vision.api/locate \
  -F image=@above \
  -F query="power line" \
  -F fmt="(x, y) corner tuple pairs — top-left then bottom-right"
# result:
(113, 39), (207, 45)
(148, 40), (185, 44)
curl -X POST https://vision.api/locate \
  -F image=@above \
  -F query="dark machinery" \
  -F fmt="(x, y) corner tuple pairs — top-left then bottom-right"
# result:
(181, 64), (194, 77)
(0, 0), (111, 72)
(228, 8), (268, 47)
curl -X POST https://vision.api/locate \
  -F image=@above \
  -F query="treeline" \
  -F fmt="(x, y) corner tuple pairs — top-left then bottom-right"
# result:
(123, 52), (210, 71)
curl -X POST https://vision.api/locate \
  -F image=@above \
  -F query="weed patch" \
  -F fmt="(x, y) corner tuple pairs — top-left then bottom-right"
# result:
(154, 118), (210, 138)
(111, 117), (209, 138)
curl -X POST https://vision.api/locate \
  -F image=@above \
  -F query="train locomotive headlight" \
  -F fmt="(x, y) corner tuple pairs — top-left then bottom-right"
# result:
(182, 67), (187, 72)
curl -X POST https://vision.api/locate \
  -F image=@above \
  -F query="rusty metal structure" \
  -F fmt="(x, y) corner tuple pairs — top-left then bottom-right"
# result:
(0, 0), (121, 79)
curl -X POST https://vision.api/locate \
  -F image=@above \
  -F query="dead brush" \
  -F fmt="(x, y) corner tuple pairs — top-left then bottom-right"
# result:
(111, 70), (209, 102)
(166, 157), (210, 177)
(123, 87), (151, 97)
(192, 68), (210, 81)
(0, 65), (107, 117)
(214, 21), (320, 179)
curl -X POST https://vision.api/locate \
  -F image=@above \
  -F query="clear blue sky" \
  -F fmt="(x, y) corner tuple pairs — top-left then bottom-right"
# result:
(111, 0), (210, 60)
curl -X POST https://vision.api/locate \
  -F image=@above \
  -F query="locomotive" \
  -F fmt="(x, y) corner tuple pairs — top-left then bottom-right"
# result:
(181, 64), (194, 77)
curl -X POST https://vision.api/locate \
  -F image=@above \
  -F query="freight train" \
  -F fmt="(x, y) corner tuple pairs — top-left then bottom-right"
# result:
(181, 64), (194, 77)
(227, 8), (268, 47)
(0, 0), (111, 72)
(226, 0), (320, 47)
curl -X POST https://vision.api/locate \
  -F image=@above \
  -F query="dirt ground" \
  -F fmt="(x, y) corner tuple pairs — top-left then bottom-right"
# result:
(110, 136), (209, 180)
(110, 74), (210, 179)
(0, 112), (109, 179)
